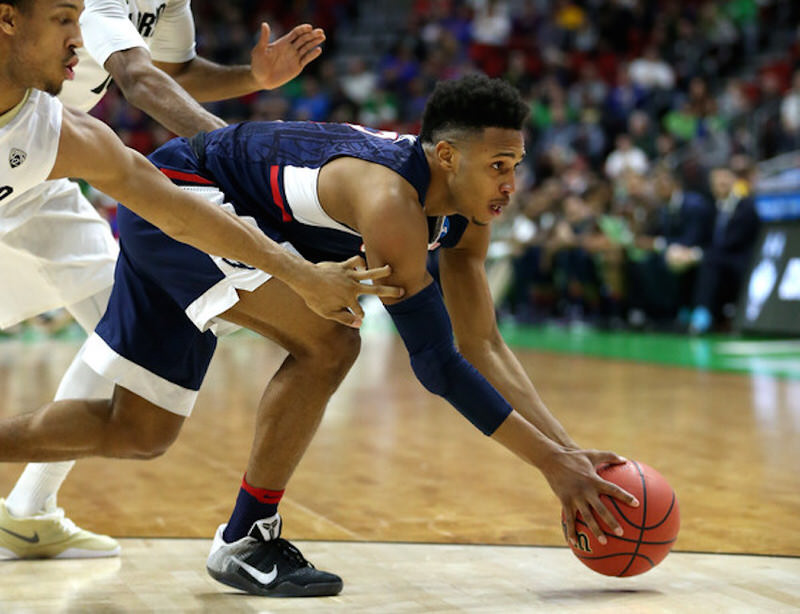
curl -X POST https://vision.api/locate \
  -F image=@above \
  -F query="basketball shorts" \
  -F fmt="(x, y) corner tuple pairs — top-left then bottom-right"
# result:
(81, 183), (300, 417)
(0, 178), (118, 328)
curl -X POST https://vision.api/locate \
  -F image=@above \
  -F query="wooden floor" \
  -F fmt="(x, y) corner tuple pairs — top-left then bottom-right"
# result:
(1, 540), (798, 613)
(1, 324), (799, 611)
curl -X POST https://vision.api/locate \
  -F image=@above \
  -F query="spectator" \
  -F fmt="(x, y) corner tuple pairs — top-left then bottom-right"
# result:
(626, 167), (715, 326)
(628, 45), (676, 92)
(340, 58), (378, 105)
(604, 133), (649, 179)
(689, 167), (761, 334)
(780, 70), (800, 150)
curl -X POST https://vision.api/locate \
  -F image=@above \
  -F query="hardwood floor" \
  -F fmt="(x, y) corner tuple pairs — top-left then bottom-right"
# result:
(0, 329), (798, 611)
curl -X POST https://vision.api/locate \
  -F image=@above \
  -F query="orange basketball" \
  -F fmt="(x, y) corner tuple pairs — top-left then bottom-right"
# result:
(562, 460), (680, 577)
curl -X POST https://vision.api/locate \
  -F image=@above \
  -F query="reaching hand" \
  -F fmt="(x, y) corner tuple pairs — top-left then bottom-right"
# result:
(294, 255), (404, 328)
(250, 22), (326, 91)
(541, 448), (639, 547)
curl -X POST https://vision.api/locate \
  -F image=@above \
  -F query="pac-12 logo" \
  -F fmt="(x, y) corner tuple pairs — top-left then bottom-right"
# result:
(9, 148), (26, 169)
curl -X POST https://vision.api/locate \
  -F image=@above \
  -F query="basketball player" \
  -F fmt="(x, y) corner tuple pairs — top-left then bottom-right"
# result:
(0, 0), (400, 560)
(0, 0), (334, 559)
(0, 75), (638, 596)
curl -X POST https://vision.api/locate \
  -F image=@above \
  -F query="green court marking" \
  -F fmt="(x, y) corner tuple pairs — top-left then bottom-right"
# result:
(498, 322), (800, 379)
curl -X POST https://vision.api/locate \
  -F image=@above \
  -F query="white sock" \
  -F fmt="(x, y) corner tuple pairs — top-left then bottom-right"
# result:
(5, 288), (113, 518)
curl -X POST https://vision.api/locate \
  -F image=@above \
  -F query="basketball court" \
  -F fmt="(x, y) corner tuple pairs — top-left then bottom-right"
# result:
(1, 308), (798, 612)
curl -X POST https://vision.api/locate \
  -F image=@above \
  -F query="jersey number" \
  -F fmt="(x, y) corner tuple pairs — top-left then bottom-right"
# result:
(0, 186), (12, 201)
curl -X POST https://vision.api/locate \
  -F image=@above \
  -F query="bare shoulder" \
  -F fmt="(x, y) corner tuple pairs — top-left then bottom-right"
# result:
(320, 156), (424, 233)
(49, 106), (124, 182)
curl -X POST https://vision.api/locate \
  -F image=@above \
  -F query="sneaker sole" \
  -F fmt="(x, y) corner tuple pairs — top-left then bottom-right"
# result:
(0, 545), (121, 560)
(206, 565), (343, 597)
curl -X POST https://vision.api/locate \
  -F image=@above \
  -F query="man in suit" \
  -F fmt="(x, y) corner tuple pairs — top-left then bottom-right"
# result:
(626, 166), (714, 325)
(689, 166), (761, 333)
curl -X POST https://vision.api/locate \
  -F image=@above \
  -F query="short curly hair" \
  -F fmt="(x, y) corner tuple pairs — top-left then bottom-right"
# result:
(419, 74), (529, 144)
(0, 0), (30, 9)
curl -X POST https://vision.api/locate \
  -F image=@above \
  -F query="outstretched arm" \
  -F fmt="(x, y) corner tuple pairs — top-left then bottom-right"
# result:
(105, 47), (225, 136)
(355, 182), (637, 543)
(438, 221), (578, 448)
(48, 107), (401, 327)
(154, 23), (326, 102)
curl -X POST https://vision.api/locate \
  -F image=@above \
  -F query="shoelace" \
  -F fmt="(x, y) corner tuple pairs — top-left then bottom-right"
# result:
(273, 538), (315, 569)
(50, 508), (79, 535)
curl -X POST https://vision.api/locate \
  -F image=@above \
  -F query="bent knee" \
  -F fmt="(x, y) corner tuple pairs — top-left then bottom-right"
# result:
(297, 324), (361, 372)
(101, 391), (184, 459)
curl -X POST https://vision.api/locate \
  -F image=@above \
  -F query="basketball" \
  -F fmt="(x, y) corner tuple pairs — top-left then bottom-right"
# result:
(563, 460), (680, 577)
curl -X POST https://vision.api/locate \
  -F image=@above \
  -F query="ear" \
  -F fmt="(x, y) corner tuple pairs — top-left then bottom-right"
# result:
(434, 140), (459, 172)
(0, 4), (18, 36)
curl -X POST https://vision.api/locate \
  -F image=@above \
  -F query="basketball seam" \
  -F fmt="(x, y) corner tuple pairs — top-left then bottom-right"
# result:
(617, 460), (648, 576)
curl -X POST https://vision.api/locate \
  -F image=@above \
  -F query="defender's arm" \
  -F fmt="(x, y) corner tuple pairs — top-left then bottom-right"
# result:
(49, 107), (400, 327)
(154, 23), (325, 102)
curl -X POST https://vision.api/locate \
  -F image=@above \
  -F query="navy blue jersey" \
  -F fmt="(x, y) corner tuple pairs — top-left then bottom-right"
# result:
(150, 121), (468, 261)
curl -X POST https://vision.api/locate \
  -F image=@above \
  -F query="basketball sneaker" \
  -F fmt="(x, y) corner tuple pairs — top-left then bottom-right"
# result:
(0, 498), (120, 559)
(206, 514), (342, 597)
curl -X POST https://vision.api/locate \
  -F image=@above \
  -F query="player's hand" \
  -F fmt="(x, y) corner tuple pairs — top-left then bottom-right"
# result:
(295, 255), (404, 328)
(541, 448), (639, 547)
(250, 22), (326, 90)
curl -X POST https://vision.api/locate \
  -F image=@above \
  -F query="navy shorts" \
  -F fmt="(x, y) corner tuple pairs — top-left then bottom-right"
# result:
(81, 140), (298, 416)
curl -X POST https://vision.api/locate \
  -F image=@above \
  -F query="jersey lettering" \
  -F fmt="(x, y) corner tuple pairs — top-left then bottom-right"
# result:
(221, 257), (255, 270)
(91, 75), (113, 95)
(131, 3), (166, 38)
(0, 186), (13, 201)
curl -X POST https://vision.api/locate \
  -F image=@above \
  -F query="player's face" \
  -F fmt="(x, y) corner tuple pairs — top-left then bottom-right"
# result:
(446, 128), (525, 226)
(4, 0), (83, 95)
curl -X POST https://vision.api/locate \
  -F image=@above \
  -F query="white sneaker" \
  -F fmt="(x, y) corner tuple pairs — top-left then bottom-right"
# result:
(206, 514), (342, 597)
(0, 498), (120, 559)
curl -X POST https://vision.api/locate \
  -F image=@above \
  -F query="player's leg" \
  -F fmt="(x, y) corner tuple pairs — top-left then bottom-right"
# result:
(206, 277), (360, 597)
(6, 288), (113, 514)
(0, 383), (185, 463)
(0, 181), (120, 559)
(0, 287), (121, 560)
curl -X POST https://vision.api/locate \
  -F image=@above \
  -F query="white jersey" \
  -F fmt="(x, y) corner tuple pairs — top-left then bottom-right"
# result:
(0, 91), (62, 207)
(59, 0), (197, 112)
(1, 0), (193, 327)
(0, 91), (118, 327)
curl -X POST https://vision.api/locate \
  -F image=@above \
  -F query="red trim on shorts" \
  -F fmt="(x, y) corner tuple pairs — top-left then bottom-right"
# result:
(242, 474), (285, 505)
(159, 168), (214, 185)
(270, 165), (292, 222)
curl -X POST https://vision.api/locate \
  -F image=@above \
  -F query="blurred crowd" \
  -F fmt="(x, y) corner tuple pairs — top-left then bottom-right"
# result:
(7, 0), (800, 337)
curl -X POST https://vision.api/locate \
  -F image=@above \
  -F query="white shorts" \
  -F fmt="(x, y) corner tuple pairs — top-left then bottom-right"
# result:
(0, 178), (118, 328)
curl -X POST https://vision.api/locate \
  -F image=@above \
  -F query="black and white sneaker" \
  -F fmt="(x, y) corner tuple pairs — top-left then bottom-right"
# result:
(206, 514), (342, 597)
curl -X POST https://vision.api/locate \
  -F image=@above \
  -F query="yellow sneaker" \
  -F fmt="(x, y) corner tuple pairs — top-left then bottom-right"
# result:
(0, 498), (120, 559)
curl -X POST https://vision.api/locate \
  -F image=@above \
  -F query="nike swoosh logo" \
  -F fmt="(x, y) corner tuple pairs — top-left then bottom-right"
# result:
(0, 526), (40, 543)
(232, 557), (277, 586)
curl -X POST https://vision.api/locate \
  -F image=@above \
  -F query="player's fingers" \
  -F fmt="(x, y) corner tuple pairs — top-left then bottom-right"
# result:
(342, 255), (367, 271)
(360, 283), (405, 298)
(259, 22), (272, 45)
(286, 23), (313, 43)
(600, 480), (639, 508)
(577, 503), (607, 545)
(589, 450), (628, 466)
(349, 302), (365, 320)
(590, 496), (623, 537)
(351, 263), (392, 280)
(293, 29), (326, 53)
(299, 46), (323, 67)
(328, 309), (362, 329)
(563, 508), (578, 547)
